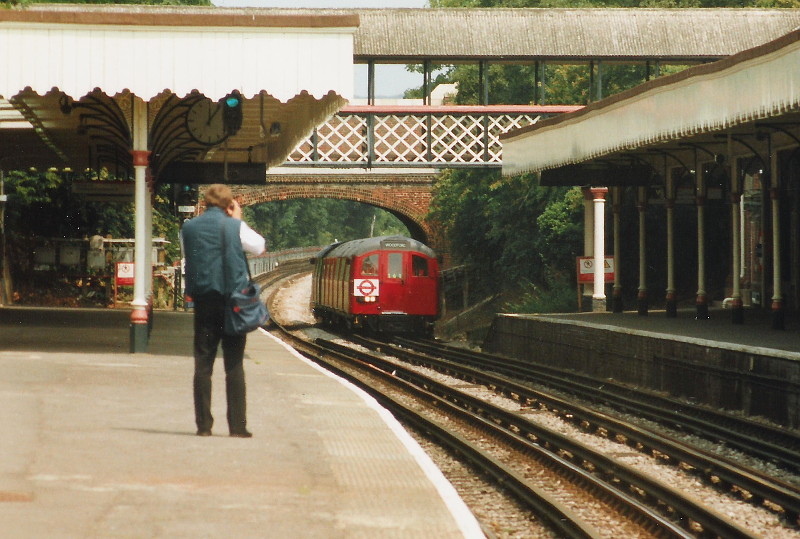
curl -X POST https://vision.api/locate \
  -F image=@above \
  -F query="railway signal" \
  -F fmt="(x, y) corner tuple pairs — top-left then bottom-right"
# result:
(222, 90), (243, 136)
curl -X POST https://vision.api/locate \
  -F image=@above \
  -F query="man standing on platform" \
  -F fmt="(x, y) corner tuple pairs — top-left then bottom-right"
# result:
(181, 184), (265, 438)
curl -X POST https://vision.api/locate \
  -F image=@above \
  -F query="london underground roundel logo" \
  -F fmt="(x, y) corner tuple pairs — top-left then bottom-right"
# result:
(354, 279), (379, 297)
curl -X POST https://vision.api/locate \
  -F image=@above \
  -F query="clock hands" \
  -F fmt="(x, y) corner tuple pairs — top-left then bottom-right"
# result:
(206, 101), (220, 126)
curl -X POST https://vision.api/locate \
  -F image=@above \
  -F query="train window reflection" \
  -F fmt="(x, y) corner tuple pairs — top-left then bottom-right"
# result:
(412, 255), (429, 277)
(388, 253), (403, 279)
(361, 255), (378, 276)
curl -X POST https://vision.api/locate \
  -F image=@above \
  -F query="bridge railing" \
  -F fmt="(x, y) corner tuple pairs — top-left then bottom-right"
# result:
(248, 246), (322, 278)
(284, 105), (582, 169)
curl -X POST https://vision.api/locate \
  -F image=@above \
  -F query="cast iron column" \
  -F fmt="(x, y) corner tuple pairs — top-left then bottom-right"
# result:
(695, 170), (709, 319)
(729, 136), (744, 324)
(637, 186), (648, 315)
(665, 172), (677, 317)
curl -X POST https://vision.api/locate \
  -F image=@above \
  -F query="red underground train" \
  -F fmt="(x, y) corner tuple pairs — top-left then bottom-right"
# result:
(310, 236), (441, 335)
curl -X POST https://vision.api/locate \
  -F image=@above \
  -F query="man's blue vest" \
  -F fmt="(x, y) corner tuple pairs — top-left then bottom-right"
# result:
(181, 207), (250, 299)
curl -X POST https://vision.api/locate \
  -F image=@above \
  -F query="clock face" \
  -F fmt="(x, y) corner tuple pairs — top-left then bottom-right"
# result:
(185, 98), (227, 145)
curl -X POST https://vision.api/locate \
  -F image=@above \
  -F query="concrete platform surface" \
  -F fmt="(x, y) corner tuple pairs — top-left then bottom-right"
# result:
(0, 307), (483, 538)
(539, 307), (800, 358)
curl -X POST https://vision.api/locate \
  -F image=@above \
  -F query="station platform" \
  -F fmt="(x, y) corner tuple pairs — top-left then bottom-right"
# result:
(483, 307), (800, 429)
(0, 306), (484, 538)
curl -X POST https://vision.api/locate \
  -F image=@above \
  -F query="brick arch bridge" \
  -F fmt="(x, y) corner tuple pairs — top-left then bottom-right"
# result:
(232, 170), (443, 249)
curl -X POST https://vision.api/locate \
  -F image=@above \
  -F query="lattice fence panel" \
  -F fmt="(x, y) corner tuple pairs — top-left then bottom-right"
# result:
(286, 112), (542, 166)
(288, 115), (367, 163)
(372, 115), (428, 163)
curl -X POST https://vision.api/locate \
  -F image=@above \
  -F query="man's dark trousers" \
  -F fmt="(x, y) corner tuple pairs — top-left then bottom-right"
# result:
(193, 293), (248, 435)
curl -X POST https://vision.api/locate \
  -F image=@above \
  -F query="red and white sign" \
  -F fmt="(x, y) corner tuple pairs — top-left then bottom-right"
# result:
(354, 279), (379, 297)
(116, 262), (135, 286)
(576, 256), (615, 283)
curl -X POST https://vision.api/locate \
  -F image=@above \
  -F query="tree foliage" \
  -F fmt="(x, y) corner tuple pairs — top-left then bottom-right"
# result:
(429, 169), (582, 296)
(243, 199), (407, 251)
(423, 0), (800, 312)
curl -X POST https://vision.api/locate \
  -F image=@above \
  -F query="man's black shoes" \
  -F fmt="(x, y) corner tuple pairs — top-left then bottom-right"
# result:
(197, 429), (252, 438)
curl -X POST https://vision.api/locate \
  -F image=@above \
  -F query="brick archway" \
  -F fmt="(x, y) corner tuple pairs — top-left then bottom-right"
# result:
(232, 171), (441, 248)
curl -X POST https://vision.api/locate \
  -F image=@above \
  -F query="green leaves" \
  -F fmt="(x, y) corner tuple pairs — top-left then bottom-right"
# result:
(243, 199), (407, 251)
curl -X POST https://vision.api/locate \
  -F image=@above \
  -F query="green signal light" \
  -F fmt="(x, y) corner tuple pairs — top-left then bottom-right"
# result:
(225, 96), (240, 108)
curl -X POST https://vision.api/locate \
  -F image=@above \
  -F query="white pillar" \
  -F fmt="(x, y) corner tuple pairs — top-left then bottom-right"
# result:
(130, 97), (151, 352)
(591, 187), (608, 311)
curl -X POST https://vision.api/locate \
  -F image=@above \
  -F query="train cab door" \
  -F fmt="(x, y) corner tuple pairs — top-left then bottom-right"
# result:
(408, 253), (438, 315)
(380, 251), (408, 313)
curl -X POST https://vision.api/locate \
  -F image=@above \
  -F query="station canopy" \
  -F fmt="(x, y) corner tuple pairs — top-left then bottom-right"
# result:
(0, 5), (358, 179)
(501, 27), (800, 186)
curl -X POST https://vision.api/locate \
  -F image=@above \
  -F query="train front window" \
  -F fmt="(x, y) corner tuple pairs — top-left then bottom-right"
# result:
(361, 255), (378, 276)
(387, 253), (403, 279)
(411, 255), (429, 277)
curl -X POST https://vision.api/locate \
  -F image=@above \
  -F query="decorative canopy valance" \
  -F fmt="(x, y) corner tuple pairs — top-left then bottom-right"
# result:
(501, 29), (800, 177)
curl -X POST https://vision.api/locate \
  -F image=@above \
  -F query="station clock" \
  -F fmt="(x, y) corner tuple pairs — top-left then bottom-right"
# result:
(185, 98), (227, 145)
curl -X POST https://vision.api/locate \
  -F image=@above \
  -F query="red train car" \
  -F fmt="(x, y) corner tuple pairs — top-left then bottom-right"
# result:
(310, 236), (440, 335)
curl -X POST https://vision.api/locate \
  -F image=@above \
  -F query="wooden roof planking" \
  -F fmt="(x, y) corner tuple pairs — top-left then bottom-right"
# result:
(246, 7), (800, 62)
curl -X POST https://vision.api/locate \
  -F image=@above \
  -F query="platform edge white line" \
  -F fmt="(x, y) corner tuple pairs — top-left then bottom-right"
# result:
(260, 328), (486, 539)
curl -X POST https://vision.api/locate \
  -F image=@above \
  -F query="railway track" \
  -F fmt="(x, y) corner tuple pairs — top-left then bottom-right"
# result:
(394, 337), (800, 473)
(270, 322), (765, 538)
(347, 334), (800, 528)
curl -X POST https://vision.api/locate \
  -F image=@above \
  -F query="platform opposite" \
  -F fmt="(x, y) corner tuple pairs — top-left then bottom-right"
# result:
(483, 309), (800, 429)
(0, 307), (483, 538)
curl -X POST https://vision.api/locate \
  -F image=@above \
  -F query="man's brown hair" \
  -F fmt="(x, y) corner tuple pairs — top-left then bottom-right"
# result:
(203, 184), (233, 210)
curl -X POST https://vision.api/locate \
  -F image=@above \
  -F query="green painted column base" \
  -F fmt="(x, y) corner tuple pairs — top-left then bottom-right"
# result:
(130, 323), (149, 353)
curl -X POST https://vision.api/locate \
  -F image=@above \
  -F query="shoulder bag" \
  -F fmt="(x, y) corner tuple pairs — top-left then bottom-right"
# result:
(221, 218), (270, 335)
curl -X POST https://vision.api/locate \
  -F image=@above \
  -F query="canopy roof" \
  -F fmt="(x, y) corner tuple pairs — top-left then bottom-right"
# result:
(0, 4), (358, 173)
(265, 7), (800, 62)
(501, 28), (800, 181)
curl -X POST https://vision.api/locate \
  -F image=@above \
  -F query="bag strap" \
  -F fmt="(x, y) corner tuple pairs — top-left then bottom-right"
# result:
(220, 219), (229, 295)
(220, 217), (252, 295)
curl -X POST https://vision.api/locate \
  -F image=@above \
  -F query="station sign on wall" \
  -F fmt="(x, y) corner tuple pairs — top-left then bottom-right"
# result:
(116, 262), (135, 286)
(576, 256), (615, 283)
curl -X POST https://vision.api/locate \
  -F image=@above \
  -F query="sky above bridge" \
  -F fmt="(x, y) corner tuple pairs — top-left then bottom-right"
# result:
(212, 0), (429, 98)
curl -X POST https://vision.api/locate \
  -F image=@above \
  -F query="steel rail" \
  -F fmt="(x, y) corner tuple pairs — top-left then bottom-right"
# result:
(397, 337), (800, 473)
(380, 336), (800, 526)
(311, 337), (757, 539)
(272, 328), (603, 539)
